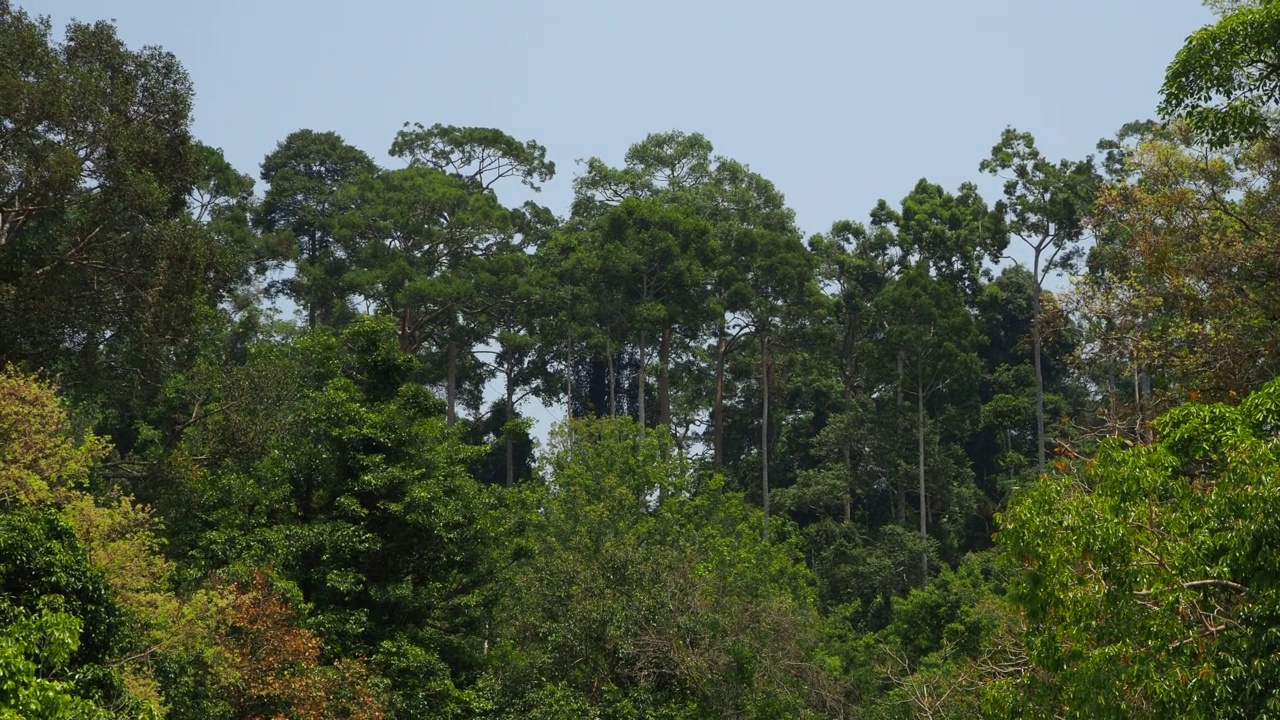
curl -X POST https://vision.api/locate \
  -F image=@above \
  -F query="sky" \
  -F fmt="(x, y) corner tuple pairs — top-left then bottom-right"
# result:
(29, 0), (1218, 437)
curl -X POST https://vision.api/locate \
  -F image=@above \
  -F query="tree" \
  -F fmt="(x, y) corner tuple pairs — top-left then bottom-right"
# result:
(571, 131), (720, 432)
(345, 122), (557, 425)
(981, 129), (1098, 475)
(0, 6), (249, 446)
(0, 366), (171, 717)
(485, 418), (844, 717)
(473, 247), (550, 487)
(875, 267), (980, 585)
(797, 221), (890, 525)
(1161, 0), (1280, 147)
(168, 318), (501, 717)
(593, 197), (712, 429)
(258, 129), (376, 329)
(869, 178), (1007, 299)
(1080, 120), (1280, 423)
(214, 572), (385, 720)
(702, 159), (816, 537)
(996, 375), (1280, 716)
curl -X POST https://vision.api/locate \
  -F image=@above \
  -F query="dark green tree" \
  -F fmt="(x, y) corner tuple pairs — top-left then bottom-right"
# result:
(258, 129), (376, 329)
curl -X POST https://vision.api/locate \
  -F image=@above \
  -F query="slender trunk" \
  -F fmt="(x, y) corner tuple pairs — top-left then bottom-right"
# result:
(566, 324), (573, 420)
(446, 339), (458, 426)
(761, 330), (770, 541)
(843, 383), (853, 524)
(607, 339), (616, 418)
(1136, 307), (1151, 444)
(714, 327), (727, 470)
(1107, 348), (1117, 436)
(1133, 363), (1142, 443)
(918, 377), (928, 587)
(659, 325), (672, 429)
(505, 355), (515, 489)
(1140, 371), (1152, 443)
(566, 323), (574, 452)
(896, 350), (906, 525)
(307, 234), (318, 329)
(638, 330), (647, 428)
(398, 308), (412, 352)
(1033, 254), (1046, 476)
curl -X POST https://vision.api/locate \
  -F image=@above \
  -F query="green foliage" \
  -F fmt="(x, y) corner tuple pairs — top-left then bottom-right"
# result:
(257, 128), (377, 327)
(168, 317), (498, 717)
(1161, 0), (1280, 147)
(996, 377), (1280, 716)
(12, 5), (1280, 717)
(0, 606), (113, 720)
(0, 5), (248, 446)
(486, 419), (844, 718)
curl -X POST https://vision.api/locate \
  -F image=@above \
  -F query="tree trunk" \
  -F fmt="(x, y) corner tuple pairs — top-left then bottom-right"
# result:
(659, 325), (672, 429)
(607, 339), (616, 418)
(1106, 350), (1117, 436)
(761, 330), (770, 541)
(306, 234), (318, 329)
(505, 348), (516, 488)
(566, 324), (574, 452)
(1133, 364), (1143, 443)
(714, 327), (727, 470)
(566, 325), (574, 421)
(446, 338), (458, 426)
(843, 383), (853, 524)
(637, 330), (647, 428)
(896, 349), (906, 525)
(918, 377), (928, 587)
(1033, 254), (1046, 476)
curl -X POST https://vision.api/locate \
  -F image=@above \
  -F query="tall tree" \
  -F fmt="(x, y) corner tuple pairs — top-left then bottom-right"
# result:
(572, 131), (718, 431)
(875, 266), (980, 584)
(593, 197), (712, 429)
(716, 167), (815, 538)
(869, 178), (1007, 299)
(705, 160), (814, 496)
(0, 6), (249, 447)
(474, 246), (552, 487)
(981, 129), (1098, 475)
(806, 221), (890, 523)
(375, 122), (556, 424)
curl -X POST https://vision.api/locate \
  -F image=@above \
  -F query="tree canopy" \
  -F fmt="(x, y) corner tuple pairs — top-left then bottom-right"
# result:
(4, 2), (1280, 717)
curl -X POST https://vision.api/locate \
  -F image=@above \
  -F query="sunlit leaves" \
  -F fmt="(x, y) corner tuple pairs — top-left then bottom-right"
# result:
(1161, 0), (1280, 147)
(996, 377), (1280, 715)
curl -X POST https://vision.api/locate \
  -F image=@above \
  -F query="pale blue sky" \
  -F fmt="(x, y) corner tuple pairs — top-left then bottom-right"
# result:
(34, 0), (1212, 237)
(29, 0), (1216, 436)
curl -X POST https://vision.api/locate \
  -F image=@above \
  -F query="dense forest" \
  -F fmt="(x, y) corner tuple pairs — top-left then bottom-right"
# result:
(4, 0), (1280, 716)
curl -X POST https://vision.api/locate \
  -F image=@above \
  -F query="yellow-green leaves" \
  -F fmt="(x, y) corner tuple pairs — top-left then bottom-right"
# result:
(0, 365), (107, 504)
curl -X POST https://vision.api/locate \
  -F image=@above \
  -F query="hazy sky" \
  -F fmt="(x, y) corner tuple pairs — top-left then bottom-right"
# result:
(28, 0), (1217, 435)
(33, 0), (1212, 234)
